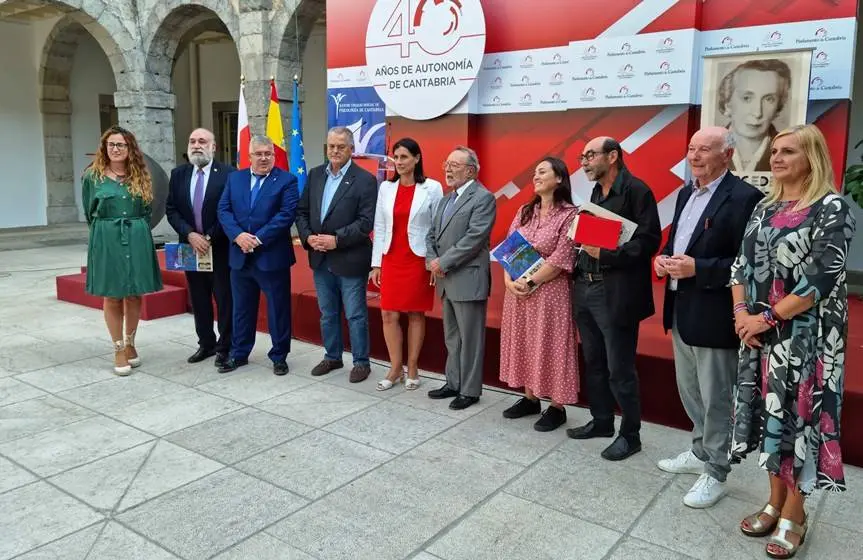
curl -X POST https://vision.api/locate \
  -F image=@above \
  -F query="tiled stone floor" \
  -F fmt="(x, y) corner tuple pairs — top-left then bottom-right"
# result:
(1, 244), (861, 559)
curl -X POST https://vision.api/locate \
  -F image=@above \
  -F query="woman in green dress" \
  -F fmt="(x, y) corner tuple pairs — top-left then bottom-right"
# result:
(83, 126), (163, 375)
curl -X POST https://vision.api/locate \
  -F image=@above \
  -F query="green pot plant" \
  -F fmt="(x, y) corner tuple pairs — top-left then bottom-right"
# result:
(844, 139), (863, 208)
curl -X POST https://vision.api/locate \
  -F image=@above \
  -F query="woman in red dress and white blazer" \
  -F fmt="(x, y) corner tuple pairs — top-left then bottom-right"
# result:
(370, 138), (444, 391)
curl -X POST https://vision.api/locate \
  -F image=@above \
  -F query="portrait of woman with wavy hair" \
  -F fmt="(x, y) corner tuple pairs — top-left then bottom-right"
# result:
(82, 126), (162, 375)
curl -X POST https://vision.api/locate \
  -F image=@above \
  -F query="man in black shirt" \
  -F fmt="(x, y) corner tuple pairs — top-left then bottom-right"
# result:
(567, 137), (661, 461)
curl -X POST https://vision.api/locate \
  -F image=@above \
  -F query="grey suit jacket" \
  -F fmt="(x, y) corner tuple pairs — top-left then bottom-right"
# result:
(425, 181), (497, 302)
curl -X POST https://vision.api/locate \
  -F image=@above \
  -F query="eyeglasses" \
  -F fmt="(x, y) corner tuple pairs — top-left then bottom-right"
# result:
(107, 142), (128, 150)
(251, 152), (274, 159)
(579, 150), (606, 163)
(442, 161), (472, 171)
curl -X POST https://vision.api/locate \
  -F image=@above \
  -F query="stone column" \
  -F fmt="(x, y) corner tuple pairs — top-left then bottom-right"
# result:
(41, 99), (78, 224)
(114, 89), (176, 237)
(113, 89), (176, 172)
(238, 0), (275, 135)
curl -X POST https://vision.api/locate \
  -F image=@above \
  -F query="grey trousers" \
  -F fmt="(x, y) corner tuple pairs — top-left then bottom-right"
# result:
(671, 320), (738, 482)
(442, 297), (487, 398)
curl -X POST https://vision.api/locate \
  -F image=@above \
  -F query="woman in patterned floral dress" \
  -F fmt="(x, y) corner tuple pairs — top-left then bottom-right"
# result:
(499, 157), (579, 432)
(730, 125), (855, 559)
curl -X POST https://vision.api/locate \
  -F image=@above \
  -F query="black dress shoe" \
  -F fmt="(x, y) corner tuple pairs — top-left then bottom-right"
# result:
(214, 353), (228, 368)
(217, 358), (248, 374)
(566, 420), (615, 440)
(273, 361), (289, 376)
(601, 435), (642, 461)
(502, 397), (541, 419)
(428, 385), (459, 400)
(449, 395), (479, 410)
(188, 348), (216, 363)
(534, 406), (567, 432)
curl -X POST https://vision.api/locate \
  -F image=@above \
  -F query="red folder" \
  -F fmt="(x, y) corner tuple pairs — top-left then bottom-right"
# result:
(570, 213), (622, 250)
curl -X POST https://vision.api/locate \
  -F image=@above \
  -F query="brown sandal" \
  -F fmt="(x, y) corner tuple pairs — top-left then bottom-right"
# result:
(741, 503), (780, 537)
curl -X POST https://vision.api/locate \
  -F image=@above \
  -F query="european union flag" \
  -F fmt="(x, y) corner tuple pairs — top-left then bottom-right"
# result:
(290, 79), (307, 194)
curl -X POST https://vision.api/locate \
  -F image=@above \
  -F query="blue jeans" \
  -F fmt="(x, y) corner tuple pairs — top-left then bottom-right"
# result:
(313, 267), (370, 366)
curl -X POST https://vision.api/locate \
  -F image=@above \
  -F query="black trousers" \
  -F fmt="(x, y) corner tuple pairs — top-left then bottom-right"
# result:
(573, 277), (641, 438)
(185, 251), (232, 354)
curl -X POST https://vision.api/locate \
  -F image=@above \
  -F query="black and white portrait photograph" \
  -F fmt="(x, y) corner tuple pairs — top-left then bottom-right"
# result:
(701, 50), (812, 185)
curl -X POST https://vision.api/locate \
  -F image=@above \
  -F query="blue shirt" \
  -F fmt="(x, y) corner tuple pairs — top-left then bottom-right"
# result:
(670, 171), (725, 290)
(321, 160), (351, 222)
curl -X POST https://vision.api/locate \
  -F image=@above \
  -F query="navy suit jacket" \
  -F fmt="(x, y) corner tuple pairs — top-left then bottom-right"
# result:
(661, 172), (763, 348)
(217, 167), (299, 272)
(295, 162), (378, 277)
(165, 161), (235, 254)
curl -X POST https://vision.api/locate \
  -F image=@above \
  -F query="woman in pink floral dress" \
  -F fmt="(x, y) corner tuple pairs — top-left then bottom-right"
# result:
(499, 157), (579, 432)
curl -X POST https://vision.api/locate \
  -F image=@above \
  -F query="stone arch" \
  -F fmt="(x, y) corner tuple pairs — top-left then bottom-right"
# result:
(143, 1), (240, 93)
(39, 13), (124, 224)
(273, 0), (326, 84)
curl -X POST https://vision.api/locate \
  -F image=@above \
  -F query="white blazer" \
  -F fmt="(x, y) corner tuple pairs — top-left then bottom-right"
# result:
(372, 178), (444, 267)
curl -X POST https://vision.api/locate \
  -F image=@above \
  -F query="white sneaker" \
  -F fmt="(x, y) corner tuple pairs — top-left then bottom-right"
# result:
(683, 473), (726, 508)
(657, 450), (705, 474)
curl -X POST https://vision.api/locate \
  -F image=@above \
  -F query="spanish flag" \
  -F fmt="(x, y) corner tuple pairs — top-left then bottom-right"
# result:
(266, 80), (289, 171)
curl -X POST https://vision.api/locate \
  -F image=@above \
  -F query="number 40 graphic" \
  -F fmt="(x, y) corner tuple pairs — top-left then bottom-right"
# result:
(381, 0), (463, 57)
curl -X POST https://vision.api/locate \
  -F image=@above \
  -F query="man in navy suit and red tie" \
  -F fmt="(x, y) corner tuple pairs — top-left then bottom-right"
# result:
(166, 128), (235, 368)
(217, 135), (299, 375)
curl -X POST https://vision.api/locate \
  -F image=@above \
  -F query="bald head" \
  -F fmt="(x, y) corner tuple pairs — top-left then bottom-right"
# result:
(581, 136), (623, 185)
(687, 126), (734, 185)
(188, 128), (216, 168)
(692, 126), (733, 151)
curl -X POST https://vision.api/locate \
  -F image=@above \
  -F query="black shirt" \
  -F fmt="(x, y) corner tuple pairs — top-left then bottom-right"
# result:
(575, 171), (625, 274)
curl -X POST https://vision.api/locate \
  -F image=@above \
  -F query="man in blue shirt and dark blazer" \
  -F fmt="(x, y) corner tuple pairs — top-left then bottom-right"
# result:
(295, 127), (378, 383)
(166, 128), (235, 368)
(655, 126), (763, 508)
(217, 135), (299, 375)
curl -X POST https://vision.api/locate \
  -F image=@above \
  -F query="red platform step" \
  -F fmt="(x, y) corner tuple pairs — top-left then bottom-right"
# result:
(56, 268), (188, 320)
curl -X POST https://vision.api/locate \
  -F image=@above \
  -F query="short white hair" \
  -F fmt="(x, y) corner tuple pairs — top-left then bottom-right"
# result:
(327, 126), (355, 147)
(721, 130), (735, 151)
(249, 135), (274, 152)
(454, 145), (480, 172)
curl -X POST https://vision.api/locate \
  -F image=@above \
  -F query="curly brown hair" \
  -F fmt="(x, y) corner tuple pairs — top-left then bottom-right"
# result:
(88, 126), (153, 203)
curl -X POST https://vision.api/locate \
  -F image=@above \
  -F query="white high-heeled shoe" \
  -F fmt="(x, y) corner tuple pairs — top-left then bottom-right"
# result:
(124, 330), (141, 368)
(113, 340), (132, 376)
(405, 376), (421, 391)
(376, 372), (405, 391)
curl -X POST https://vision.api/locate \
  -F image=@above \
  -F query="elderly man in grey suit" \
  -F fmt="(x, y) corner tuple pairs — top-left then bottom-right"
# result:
(426, 146), (497, 410)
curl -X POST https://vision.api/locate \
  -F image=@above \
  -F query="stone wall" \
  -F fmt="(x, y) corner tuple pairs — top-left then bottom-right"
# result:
(0, 0), (325, 225)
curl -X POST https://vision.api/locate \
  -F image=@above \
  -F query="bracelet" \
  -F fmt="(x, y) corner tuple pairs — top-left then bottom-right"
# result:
(733, 303), (747, 315)
(762, 308), (782, 328)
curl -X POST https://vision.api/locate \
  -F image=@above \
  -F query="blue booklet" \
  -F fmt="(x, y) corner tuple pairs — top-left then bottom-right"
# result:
(164, 242), (213, 272)
(491, 230), (544, 284)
